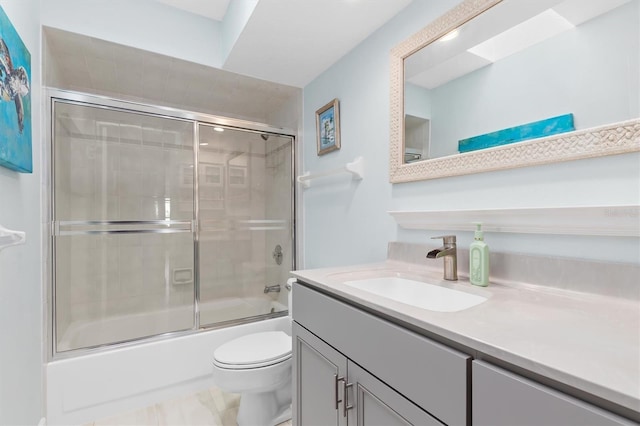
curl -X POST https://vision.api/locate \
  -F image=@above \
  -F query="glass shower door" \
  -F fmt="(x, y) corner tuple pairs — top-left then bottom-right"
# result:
(52, 101), (196, 352)
(197, 124), (293, 327)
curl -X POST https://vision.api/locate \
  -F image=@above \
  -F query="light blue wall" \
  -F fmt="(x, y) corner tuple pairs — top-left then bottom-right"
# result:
(0, 0), (43, 424)
(301, 0), (460, 268)
(405, 82), (431, 119)
(301, 0), (640, 269)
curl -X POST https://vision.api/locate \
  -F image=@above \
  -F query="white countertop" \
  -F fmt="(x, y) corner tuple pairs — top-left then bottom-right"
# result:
(291, 260), (640, 414)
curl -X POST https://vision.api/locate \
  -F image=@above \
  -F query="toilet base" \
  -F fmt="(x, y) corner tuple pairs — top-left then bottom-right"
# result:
(272, 405), (292, 426)
(236, 385), (291, 426)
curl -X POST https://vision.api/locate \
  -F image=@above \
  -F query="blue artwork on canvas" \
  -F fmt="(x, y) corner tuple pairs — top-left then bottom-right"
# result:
(319, 107), (336, 149)
(458, 114), (574, 154)
(0, 5), (31, 173)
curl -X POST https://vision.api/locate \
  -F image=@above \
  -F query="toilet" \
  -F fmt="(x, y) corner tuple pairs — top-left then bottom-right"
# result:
(212, 286), (293, 426)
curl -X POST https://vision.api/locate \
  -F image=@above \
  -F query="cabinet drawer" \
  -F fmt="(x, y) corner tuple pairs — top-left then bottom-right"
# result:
(472, 361), (634, 426)
(294, 282), (470, 426)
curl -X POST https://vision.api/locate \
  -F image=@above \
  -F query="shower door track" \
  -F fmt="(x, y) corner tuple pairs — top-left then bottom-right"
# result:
(45, 88), (297, 361)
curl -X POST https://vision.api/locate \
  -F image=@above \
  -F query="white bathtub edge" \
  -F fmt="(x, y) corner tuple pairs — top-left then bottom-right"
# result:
(46, 317), (289, 426)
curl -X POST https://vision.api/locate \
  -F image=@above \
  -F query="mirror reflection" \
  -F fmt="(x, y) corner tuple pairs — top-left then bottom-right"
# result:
(403, 0), (639, 163)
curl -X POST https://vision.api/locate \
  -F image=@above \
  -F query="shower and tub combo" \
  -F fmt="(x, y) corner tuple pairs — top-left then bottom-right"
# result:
(46, 90), (296, 425)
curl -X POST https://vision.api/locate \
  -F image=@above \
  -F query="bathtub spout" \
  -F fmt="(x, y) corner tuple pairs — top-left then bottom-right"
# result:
(264, 284), (281, 294)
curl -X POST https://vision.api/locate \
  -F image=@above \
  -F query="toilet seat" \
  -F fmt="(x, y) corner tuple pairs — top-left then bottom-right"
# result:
(213, 331), (292, 370)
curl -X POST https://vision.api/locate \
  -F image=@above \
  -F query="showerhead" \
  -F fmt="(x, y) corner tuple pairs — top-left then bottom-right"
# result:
(260, 134), (270, 141)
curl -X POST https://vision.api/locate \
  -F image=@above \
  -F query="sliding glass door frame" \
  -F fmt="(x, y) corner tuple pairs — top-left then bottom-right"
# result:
(45, 89), (297, 360)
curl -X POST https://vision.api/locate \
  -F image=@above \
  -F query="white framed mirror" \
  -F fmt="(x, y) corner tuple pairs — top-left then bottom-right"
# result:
(389, 0), (640, 183)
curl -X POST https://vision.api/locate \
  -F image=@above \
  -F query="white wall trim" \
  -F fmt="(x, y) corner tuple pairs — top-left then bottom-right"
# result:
(389, 205), (640, 237)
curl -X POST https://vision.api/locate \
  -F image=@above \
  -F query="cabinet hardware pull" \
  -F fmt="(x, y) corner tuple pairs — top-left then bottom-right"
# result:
(334, 374), (344, 410)
(342, 380), (353, 417)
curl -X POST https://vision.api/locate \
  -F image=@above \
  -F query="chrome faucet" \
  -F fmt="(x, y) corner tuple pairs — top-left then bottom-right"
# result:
(264, 284), (281, 294)
(426, 235), (458, 281)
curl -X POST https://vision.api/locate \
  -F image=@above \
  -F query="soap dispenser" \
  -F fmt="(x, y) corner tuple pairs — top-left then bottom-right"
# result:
(469, 222), (489, 287)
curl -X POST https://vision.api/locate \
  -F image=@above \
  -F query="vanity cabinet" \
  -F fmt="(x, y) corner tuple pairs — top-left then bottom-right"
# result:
(293, 323), (442, 426)
(292, 282), (470, 425)
(472, 361), (634, 426)
(293, 322), (347, 426)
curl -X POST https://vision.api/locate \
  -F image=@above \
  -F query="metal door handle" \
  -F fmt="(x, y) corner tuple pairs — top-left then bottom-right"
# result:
(342, 379), (353, 417)
(334, 374), (344, 410)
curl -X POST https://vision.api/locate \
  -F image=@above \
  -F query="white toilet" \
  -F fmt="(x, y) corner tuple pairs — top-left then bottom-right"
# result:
(212, 287), (293, 426)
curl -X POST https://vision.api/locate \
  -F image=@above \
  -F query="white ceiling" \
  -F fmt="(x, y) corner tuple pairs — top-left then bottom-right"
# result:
(151, 0), (413, 87)
(154, 0), (231, 21)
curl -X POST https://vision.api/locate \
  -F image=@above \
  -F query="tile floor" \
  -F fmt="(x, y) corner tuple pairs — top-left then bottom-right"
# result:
(83, 387), (292, 426)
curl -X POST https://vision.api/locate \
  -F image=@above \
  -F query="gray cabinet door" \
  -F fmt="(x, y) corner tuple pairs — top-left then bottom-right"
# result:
(472, 361), (634, 426)
(293, 322), (348, 426)
(294, 282), (470, 426)
(347, 361), (444, 426)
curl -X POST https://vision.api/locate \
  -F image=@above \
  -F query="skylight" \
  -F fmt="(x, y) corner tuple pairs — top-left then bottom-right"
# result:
(467, 9), (575, 62)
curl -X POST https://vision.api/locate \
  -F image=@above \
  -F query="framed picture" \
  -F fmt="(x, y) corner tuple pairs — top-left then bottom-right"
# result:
(0, 6), (32, 173)
(315, 98), (340, 156)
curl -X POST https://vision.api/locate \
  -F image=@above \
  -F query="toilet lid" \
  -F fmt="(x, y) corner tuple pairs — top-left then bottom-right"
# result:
(213, 331), (292, 369)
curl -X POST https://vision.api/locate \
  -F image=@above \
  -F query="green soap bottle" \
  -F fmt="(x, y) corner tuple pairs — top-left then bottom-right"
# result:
(469, 222), (489, 287)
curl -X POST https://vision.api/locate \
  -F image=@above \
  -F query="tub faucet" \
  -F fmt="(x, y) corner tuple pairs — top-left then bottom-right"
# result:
(264, 284), (281, 294)
(427, 235), (458, 281)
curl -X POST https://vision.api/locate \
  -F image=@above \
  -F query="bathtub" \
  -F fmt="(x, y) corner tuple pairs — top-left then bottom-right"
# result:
(47, 298), (290, 426)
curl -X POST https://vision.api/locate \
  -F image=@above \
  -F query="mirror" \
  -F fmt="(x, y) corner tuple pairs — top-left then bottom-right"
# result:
(390, 0), (639, 182)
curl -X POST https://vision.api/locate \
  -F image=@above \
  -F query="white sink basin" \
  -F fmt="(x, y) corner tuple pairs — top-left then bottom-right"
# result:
(344, 277), (487, 312)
